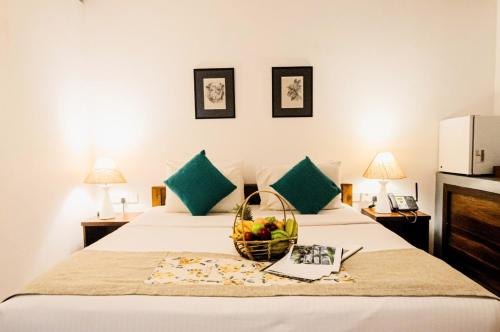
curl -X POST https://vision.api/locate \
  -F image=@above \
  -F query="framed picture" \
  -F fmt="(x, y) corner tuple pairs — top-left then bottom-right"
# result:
(194, 68), (235, 119)
(272, 66), (313, 117)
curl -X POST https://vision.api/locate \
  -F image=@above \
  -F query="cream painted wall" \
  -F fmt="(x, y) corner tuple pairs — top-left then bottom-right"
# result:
(0, 0), (94, 300)
(83, 0), (496, 242)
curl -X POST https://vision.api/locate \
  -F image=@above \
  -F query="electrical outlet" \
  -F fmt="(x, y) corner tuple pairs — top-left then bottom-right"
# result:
(359, 193), (376, 202)
(111, 192), (139, 204)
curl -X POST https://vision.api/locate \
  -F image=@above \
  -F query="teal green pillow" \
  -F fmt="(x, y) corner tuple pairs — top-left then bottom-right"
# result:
(165, 151), (236, 216)
(271, 157), (341, 214)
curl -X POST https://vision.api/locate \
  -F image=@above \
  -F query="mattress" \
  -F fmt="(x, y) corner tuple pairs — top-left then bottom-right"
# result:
(1, 205), (498, 332)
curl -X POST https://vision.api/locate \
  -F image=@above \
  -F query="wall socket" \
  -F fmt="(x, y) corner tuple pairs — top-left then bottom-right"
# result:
(358, 193), (377, 202)
(111, 192), (139, 204)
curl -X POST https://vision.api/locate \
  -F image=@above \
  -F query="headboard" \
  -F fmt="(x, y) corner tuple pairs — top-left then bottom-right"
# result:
(152, 183), (353, 207)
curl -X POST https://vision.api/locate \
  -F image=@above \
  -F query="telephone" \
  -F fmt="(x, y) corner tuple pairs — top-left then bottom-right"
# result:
(388, 193), (418, 212)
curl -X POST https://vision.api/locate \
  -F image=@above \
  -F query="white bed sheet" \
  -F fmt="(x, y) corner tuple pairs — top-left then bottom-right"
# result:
(1, 205), (498, 332)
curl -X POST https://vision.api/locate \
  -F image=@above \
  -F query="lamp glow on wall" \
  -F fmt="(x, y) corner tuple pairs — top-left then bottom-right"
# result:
(363, 152), (406, 213)
(84, 158), (126, 219)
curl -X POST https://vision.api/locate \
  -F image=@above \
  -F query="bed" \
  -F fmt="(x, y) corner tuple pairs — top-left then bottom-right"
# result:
(0, 185), (498, 332)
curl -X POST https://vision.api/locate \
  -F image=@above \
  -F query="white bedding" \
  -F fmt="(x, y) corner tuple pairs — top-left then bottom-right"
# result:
(1, 205), (498, 332)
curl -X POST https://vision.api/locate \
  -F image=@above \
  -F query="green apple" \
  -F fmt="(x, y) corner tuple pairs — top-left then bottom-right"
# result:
(251, 223), (265, 235)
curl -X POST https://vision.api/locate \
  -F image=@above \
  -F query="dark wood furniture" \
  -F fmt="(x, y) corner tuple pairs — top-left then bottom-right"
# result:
(442, 184), (500, 296)
(494, 166), (500, 178)
(152, 183), (353, 208)
(361, 207), (430, 252)
(81, 212), (142, 247)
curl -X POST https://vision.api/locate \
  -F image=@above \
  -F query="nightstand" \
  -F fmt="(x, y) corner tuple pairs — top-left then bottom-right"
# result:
(81, 212), (142, 247)
(361, 208), (430, 252)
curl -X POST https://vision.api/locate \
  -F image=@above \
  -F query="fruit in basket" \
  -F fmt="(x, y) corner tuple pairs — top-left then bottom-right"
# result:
(244, 232), (254, 241)
(271, 229), (289, 240)
(231, 220), (254, 240)
(251, 223), (265, 235)
(275, 220), (285, 230)
(234, 221), (251, 233)
(231, 231), (243, 240)
(232, 216), (297, 242)
(285, 219), (298, 237)
(257, 227), (272, 240)
(233, 204), (253, 221)
(264, 222), (278, 231)
(242, 220), (254, 230)
(285, 219), (294, 236)
(265, 216), (277, 223)
(254, 218), (268, 225)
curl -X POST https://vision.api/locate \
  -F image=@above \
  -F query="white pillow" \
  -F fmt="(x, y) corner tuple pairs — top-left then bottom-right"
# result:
(256, 160), (342, 211)
(164, 160), (245, 213)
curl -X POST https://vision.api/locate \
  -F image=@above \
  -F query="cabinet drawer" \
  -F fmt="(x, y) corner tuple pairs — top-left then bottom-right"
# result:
(449, 193), (500, 244)
(443, 184), (500, 296)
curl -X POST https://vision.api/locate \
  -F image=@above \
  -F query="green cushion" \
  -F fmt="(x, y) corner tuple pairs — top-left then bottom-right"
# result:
(271, 157), (341, 214)
(165, 151), (236, 216)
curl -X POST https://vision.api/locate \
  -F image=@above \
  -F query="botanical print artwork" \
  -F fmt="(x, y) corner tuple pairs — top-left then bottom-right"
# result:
(272, 67), (312, 117)
(145, 255), (354, 286)
(203, 78), (226, 110)
(281, 76), (304, 109)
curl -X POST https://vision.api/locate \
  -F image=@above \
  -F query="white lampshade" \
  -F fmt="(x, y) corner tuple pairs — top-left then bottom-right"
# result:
(363, 152), (405, 214)
(84, 157), (126, 219)
(84, 157), (127, 185)
(363, 152), (406, 180)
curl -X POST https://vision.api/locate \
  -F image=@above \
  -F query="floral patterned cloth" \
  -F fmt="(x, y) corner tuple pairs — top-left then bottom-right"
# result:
(145, 255), (354, 286)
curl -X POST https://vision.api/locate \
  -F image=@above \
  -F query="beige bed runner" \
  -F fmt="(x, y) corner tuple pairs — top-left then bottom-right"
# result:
(15, 249), (497, 299)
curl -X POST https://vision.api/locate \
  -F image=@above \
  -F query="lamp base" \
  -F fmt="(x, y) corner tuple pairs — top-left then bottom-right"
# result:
(375, 180), (392, 214)
(99, 186), (115, 220)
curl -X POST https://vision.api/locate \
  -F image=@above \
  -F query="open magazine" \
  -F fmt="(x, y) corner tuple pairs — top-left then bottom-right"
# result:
(262, 244), (362, 282)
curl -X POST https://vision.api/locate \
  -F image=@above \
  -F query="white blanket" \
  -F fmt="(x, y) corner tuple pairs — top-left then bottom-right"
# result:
(1, 205), (498, 332)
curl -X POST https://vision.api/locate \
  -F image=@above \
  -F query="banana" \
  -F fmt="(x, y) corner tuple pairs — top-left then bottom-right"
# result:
(242, 220), (254, 232)
(232, 220), (255, 241)
(231, 232), (242, 240)
(285, 219), (295, 236)
(291, 221), (298, 238)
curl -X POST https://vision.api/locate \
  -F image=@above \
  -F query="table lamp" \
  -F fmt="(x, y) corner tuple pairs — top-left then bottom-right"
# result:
(363, 152), (406, 213)
(84, 157), (126, 219)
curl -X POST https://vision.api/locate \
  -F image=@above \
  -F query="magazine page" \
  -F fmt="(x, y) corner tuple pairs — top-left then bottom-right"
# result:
(341, 246), (363, 262)
(290, 244), (342, 273)
(263, 251), (332, 281)
(262, 244), (344, 281)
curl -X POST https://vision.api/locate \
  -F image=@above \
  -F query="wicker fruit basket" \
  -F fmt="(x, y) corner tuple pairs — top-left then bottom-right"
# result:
(232, 190), (298, 261)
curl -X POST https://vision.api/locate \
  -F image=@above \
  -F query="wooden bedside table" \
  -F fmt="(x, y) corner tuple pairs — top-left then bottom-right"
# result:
(81, 212), (142, 247)
(361, 208), (431, 252)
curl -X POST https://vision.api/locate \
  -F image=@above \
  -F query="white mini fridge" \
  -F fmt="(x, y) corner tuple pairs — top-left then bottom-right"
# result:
(438, 115), (500, 175)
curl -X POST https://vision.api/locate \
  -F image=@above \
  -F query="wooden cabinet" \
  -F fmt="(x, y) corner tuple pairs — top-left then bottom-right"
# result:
(81, 212), (142, 247)
(442, 184), (500, 296)
(361, 208), (430, 252)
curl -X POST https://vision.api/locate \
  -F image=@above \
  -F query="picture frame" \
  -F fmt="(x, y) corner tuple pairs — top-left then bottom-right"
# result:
(272, 66), (313, 118)
(194, 68), (235, 119)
